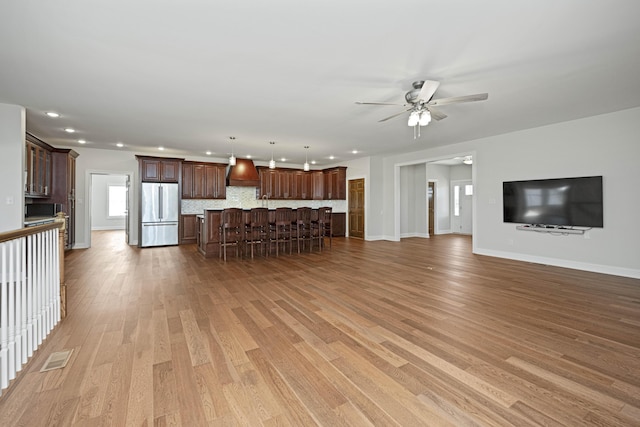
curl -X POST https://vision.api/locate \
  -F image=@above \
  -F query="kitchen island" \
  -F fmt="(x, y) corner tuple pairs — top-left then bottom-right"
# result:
(196, 208), (345, 258)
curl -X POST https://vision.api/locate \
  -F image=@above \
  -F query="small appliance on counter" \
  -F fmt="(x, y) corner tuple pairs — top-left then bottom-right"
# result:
(25, 203), (63, 218)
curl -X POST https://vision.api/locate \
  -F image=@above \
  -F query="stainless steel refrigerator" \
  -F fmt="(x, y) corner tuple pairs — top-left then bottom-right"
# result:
(140, 182), (179, 247)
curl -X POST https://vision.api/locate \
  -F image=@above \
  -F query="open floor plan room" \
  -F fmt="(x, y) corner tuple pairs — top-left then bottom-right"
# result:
(0, 231), (639, 426)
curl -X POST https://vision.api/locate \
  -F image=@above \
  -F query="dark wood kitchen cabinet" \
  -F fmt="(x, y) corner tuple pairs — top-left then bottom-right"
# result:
(49, 149), (79, 249)
(138, 156), (181, 183)
(180, 214), (198, 244)
(258, 166), (345, 200)
(323, 167), (347, 200)
(182, 161), (226, 199)
(25, 133), (52, 197)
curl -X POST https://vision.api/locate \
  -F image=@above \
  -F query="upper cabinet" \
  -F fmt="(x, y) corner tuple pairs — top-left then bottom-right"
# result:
(323, 167), (347, 200)
(138, 156), (181, 182)
(25, 133), (52, 198)
(182, 161), (226, 199)
(257, 166), (345, 200)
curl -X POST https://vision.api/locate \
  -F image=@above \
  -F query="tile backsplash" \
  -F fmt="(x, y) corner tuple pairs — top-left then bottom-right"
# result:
(181, 186), (346, 214)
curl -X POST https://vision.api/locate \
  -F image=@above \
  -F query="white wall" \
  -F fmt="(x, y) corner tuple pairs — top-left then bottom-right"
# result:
(426, 164), (452, 234)
(400, 164), (427, 238)
(378, 107), (640, 278)
(90, 174), (127, 230)
(71, 147), (138, 248)
(0, 103), (25, 232)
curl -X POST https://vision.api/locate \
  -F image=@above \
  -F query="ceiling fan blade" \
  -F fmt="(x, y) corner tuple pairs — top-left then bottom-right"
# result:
(378, 108), (412, 122)
(355, 101), (404, 106)
(427, 107), (447, 121)
(428, 93), (488, 107)
(417, 80), (440, 102)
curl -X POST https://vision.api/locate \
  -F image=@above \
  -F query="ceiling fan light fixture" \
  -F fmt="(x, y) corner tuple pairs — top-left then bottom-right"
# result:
(407, 111), (420, 127)
(463, 156), (473, 165)
(419, 110), (431, 126)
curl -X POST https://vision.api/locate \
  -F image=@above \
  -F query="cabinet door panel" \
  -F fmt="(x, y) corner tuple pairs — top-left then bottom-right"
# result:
(161, 160), (180, 182)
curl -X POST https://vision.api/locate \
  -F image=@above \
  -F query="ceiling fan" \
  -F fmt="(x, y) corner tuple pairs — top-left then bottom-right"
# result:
(356, 80), (488, 138)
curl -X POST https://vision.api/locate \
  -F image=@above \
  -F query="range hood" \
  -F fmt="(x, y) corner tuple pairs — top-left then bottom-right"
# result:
(227, 158), (260, 187)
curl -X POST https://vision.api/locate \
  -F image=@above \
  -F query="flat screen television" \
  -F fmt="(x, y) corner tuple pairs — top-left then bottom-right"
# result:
(503, 176), (603, 227)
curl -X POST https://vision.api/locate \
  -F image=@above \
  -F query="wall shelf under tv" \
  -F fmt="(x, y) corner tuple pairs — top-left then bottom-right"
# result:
(516, 225), (586, 235)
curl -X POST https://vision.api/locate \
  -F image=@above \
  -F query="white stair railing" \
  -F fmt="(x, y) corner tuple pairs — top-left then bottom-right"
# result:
(0, 221), (63, 396)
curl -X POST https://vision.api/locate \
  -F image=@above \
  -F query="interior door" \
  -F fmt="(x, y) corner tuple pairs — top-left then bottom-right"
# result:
(428, 181), (435, 236)
(451, 180), (473, 234)
(348, 178), (365, 238)
(125, 174), (130, 243)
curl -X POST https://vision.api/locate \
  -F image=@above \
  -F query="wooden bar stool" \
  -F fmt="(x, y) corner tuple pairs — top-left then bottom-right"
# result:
(317, 206), (333, 250)
(219, 208), (243, 261)
(294, 207), (313, 253)
(270, 207), (293, 256)
(245, 208), (269, 258)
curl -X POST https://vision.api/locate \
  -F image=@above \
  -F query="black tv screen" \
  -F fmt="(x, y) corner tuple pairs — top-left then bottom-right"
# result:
(503, 176), (603, 227)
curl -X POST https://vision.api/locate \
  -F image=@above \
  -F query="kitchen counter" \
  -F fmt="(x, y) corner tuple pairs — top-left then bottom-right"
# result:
(197, 208), (345, 258)
(24, 216), (57, 227)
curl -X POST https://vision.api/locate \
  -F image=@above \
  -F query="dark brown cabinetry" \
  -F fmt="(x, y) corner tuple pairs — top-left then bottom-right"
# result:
(311, 171), (324, 200)
(323, 167), (347, 200)
(49, 150), (78, 249)
(331, 213), (346, 237)
(25, 134), (52, 197)
(138, 156), (181, 182)
(180, 214), (198, 244)
(258, 167), (345, 200)
(182, 161), (226, 199)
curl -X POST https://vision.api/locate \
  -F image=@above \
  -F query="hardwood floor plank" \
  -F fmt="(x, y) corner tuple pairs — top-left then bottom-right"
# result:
(1, 231), (638, 426)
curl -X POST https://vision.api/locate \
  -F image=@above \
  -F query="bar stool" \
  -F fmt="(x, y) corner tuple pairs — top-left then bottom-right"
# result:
(219, 208), (243, 261)
(245, 207), (269, 258)
(294, 207), (313, 253)
(316, 206), (333, 250)
(270, 207), (293, 256)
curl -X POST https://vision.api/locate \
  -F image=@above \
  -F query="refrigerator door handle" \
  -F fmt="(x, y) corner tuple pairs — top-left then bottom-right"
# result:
(158, 186), (163, 219)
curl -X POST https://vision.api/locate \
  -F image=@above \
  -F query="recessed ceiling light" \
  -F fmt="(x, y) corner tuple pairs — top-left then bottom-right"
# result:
(64, 128), (75, 133)
(351, 150), (358, 154)
(46, 112), (60, 118)
(311, 160), (316, 165)
(158, 146), (165, 151)
(329, 155), (335, 160)
(280, 157), (286, 162)
(205, 151), (212, 155)
(246, 154), (252, 159)
(78, 139), (86, 144)
(116, 142), (124, 148)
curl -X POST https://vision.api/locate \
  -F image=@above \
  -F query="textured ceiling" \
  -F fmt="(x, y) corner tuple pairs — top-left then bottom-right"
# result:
(2, 1), (640, 167)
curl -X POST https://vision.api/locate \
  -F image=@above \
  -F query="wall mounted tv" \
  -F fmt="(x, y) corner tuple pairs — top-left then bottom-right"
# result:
(503, 176), (603, 228)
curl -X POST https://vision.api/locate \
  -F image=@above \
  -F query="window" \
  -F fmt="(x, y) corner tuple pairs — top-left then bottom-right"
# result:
(108, 185), (127, 217)
(454, 185), (460, 216)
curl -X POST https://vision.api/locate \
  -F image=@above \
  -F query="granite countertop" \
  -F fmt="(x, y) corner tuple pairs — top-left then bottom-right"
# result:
(24, 216), (57, 226)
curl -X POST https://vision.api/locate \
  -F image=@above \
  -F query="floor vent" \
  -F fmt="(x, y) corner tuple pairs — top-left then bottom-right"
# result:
(40, 349), (74, 372)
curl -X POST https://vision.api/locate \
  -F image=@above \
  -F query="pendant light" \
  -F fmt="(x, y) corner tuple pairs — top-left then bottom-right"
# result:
(269, 141), (276, 169)
(228, 136), (236, 166)
(303, 146), (310, 171)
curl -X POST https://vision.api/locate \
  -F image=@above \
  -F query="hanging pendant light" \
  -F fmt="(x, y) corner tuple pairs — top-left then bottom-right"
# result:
(228, 136), (236, 166)
(269, 141), (276, 169)
(303, 146), (310, 171)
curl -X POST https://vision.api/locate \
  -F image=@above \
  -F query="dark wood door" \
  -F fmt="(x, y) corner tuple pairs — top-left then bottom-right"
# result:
(348, 178), (364, 238)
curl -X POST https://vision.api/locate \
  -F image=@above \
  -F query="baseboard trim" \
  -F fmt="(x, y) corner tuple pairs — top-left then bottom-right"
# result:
(474, 248), (640, 279)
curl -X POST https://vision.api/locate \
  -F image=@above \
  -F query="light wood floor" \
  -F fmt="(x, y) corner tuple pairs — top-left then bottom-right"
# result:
(1, 231), (639, 426)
